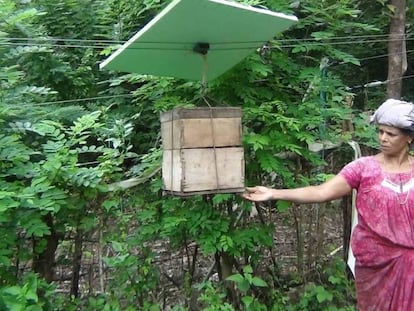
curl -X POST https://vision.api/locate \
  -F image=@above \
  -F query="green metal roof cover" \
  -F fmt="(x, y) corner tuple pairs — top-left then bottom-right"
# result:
(99, 0), (297, 81)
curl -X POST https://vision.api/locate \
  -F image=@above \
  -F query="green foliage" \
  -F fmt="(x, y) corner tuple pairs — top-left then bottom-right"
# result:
(352, 114), (378, 149)
(102, 242), (159, 308)
(196, 282), (236, 311)
(225, 266), (269, 311)
(2, 0), (412, 309)
(266, 258), (356, 311)
(0, 273), (55, 311)
(227, 265), (268, 293)
(0, 103), (136, 304)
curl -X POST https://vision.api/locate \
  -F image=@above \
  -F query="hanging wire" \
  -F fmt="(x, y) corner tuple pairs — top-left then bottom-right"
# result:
(1, 33), (412, 108)
(5, 94), (133, 107)
(4, 74), (414, 108)
(201, 54), (208, 97)
(3, 33), (412, 44)
(200, 96), (221, 191)
(354, 49), (414, 62)
(5, 37), (125, 44)
(1, 38), (413, 69)
(278, 37), (414, 49)
(0, 34), (413, 50)
(346, 74), (414, 91)
(168, 109), (174, 194)
(194, 44), (221, 192)
(1, 39), (413, 50)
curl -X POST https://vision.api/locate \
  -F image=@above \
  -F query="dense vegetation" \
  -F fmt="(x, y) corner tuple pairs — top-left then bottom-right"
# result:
(0, 0), (413, 310)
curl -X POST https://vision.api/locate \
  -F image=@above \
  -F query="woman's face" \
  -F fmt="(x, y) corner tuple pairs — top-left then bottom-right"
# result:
(378, 125), (412, 155)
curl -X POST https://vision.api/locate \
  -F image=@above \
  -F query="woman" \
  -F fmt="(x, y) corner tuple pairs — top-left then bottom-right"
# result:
(243, 98), (414, 311)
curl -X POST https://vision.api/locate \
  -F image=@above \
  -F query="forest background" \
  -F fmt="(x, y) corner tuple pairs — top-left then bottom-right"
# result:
(1, 0), (413, 310)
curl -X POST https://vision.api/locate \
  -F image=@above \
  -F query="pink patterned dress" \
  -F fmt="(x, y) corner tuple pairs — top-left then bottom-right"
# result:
(340, 156), (414, 311)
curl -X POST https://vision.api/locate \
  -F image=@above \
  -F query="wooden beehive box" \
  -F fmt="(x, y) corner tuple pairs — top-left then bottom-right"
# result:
(161, 107), (244, 196)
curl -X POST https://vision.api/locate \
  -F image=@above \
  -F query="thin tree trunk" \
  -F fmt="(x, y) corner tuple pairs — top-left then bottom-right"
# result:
(315, 203), (326, 265)
(387, 0), (406, 99)
(70, 227), (83, 298)
(293, 205), (304, 277)
(98, 222), (104, 293)
(32, 213), (60, 283)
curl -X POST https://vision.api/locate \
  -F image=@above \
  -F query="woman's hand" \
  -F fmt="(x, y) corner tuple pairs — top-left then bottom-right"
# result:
(242, 186), (275, 202)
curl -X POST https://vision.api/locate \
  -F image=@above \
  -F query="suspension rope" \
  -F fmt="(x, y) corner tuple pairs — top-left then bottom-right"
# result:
(199, 50), (220, 191)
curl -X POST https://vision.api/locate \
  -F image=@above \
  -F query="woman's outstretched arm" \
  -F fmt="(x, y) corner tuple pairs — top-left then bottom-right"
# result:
(242, 174), (352, 204)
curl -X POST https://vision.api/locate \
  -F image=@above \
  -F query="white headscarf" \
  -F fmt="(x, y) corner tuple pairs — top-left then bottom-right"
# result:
(370, 98), (414, 131)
